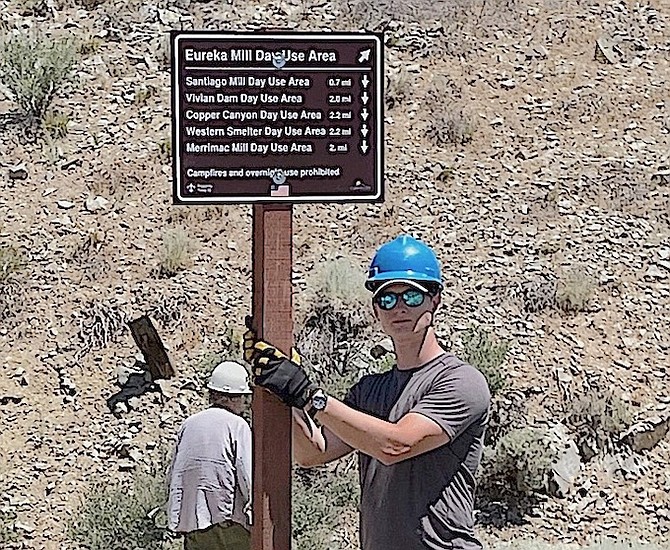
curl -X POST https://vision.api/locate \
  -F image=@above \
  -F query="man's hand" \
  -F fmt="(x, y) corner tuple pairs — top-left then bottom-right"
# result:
(243, 318), (314, 408)
(253, 349), (317, 408)
(243, 317), (301, 365)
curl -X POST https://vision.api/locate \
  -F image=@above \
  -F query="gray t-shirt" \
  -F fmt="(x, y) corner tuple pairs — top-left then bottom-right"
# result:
(344, 353), (491, 550)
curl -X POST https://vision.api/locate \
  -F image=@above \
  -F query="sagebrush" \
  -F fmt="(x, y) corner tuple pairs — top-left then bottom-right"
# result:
(480, 426), (560, 496)
(461, 325), (509, 396)
(296, 257), (372, 388)
(0, 31), (78, 122)
(67, 467), (173, 550)
(556, 268), (596, 313)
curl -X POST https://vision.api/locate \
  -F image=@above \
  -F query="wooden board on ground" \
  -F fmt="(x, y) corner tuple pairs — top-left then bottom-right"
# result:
(128, 315), (175, 380)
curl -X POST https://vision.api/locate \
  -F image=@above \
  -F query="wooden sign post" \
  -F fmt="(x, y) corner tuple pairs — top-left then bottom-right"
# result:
(250, 204), (293, 550)
(172, 31), (383, 550)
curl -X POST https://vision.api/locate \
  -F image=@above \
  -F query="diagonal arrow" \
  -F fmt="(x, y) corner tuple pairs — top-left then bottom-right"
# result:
(361, 75), (370, 88)
(361, 108), (369, 121)
(357, 49), (371, 63)
(361, 91), (369, 105)
(360, 125), (369, 137)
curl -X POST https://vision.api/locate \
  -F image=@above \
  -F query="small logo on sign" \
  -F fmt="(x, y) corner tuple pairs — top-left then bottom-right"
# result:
(350, 179), (371, 191)
(272, 53), (286, 69)
(271, 170), (286, 185)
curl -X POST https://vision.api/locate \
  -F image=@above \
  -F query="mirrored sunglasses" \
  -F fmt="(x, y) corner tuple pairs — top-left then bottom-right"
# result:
(374, 289), (427, 311)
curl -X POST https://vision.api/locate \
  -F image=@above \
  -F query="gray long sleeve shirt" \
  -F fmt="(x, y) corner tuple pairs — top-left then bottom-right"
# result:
(167, 407), (252, 533)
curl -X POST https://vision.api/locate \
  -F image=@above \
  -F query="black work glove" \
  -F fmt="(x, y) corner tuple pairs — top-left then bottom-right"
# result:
(253, 351), (317, 409)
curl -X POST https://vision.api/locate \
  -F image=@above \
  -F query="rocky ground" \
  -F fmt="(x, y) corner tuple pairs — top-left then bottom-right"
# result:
(0, 0), (669, 548)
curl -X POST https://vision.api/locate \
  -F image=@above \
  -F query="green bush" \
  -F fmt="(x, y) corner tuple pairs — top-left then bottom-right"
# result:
(480, 426), (560, 496)
(0, 31), (78, 122)
(461, 325), (510, 396)
(67, 467), (172, 550)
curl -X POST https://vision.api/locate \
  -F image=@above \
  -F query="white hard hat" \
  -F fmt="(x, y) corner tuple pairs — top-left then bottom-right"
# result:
(207, 361), (252, 394)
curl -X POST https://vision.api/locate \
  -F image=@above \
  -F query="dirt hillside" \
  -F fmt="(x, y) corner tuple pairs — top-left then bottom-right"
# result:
(0, 0), (669, 548)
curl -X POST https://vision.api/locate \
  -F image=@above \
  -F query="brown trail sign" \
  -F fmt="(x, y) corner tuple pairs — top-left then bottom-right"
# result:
(171, 31), (384, 550)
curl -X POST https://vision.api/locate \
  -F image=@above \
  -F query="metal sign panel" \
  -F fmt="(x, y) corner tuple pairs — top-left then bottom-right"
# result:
(171, 32), (384, 204)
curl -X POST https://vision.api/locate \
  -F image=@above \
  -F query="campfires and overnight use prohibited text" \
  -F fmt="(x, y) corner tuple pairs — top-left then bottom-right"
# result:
(172, 32), (384, 203)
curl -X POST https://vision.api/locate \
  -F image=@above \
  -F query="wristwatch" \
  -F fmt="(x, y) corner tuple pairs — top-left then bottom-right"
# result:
(307, 388), (328, 418)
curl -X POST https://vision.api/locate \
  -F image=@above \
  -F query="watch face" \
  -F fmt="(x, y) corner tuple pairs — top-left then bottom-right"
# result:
(312, 390), (327, 410)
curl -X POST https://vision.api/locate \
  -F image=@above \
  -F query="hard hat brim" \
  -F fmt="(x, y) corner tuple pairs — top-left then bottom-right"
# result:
(371, 279), (431, 299)
(207, 384), (253, 395)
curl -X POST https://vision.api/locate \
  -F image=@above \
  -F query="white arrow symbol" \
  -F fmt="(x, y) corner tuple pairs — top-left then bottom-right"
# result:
(361, 91), (369, 105)
(360, 125), (369, 137)
(187, 183), (195, 193)
(361, 108), (369, 121)
(360, 141), (369, 154)
(361, 75), (370, 88)
(357, 49), (371, 63)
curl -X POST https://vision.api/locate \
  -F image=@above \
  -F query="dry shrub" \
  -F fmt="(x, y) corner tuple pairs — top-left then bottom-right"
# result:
(76, 299), (127, 356)
(566, 390), (633, 461)
(296, 258), (373, 395)
(0, 508), (18, 547)
(149, 292), (191, 331)
(44, 110), (69, 139)
(0, 245), (23, 284)
(157, 228), (194, 278)
(556, 267), (596, 312)
(88, 162), (140, 202)
(385, 67), (411, 109)
(75, 0), (108, 10)
(427, 105), (477, 146)
(0, 245), (25, 323)
(517, 276), (558, 313)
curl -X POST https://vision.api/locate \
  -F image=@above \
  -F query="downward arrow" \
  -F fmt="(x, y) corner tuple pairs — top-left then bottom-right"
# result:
(361, 108), (369, 121)
(361, 75), (370, 88)
(360, 141), (369, 154)
(360, 125), (369, 137)
(361, 92), (369, 105)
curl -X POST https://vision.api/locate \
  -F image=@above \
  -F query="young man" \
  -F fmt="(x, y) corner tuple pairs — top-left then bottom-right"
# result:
(248, 235), (491, 550)
(167, 361), (253, 550)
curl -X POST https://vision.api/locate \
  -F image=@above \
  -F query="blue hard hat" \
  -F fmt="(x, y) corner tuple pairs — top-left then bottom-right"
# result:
(365, 235), (442, 291)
